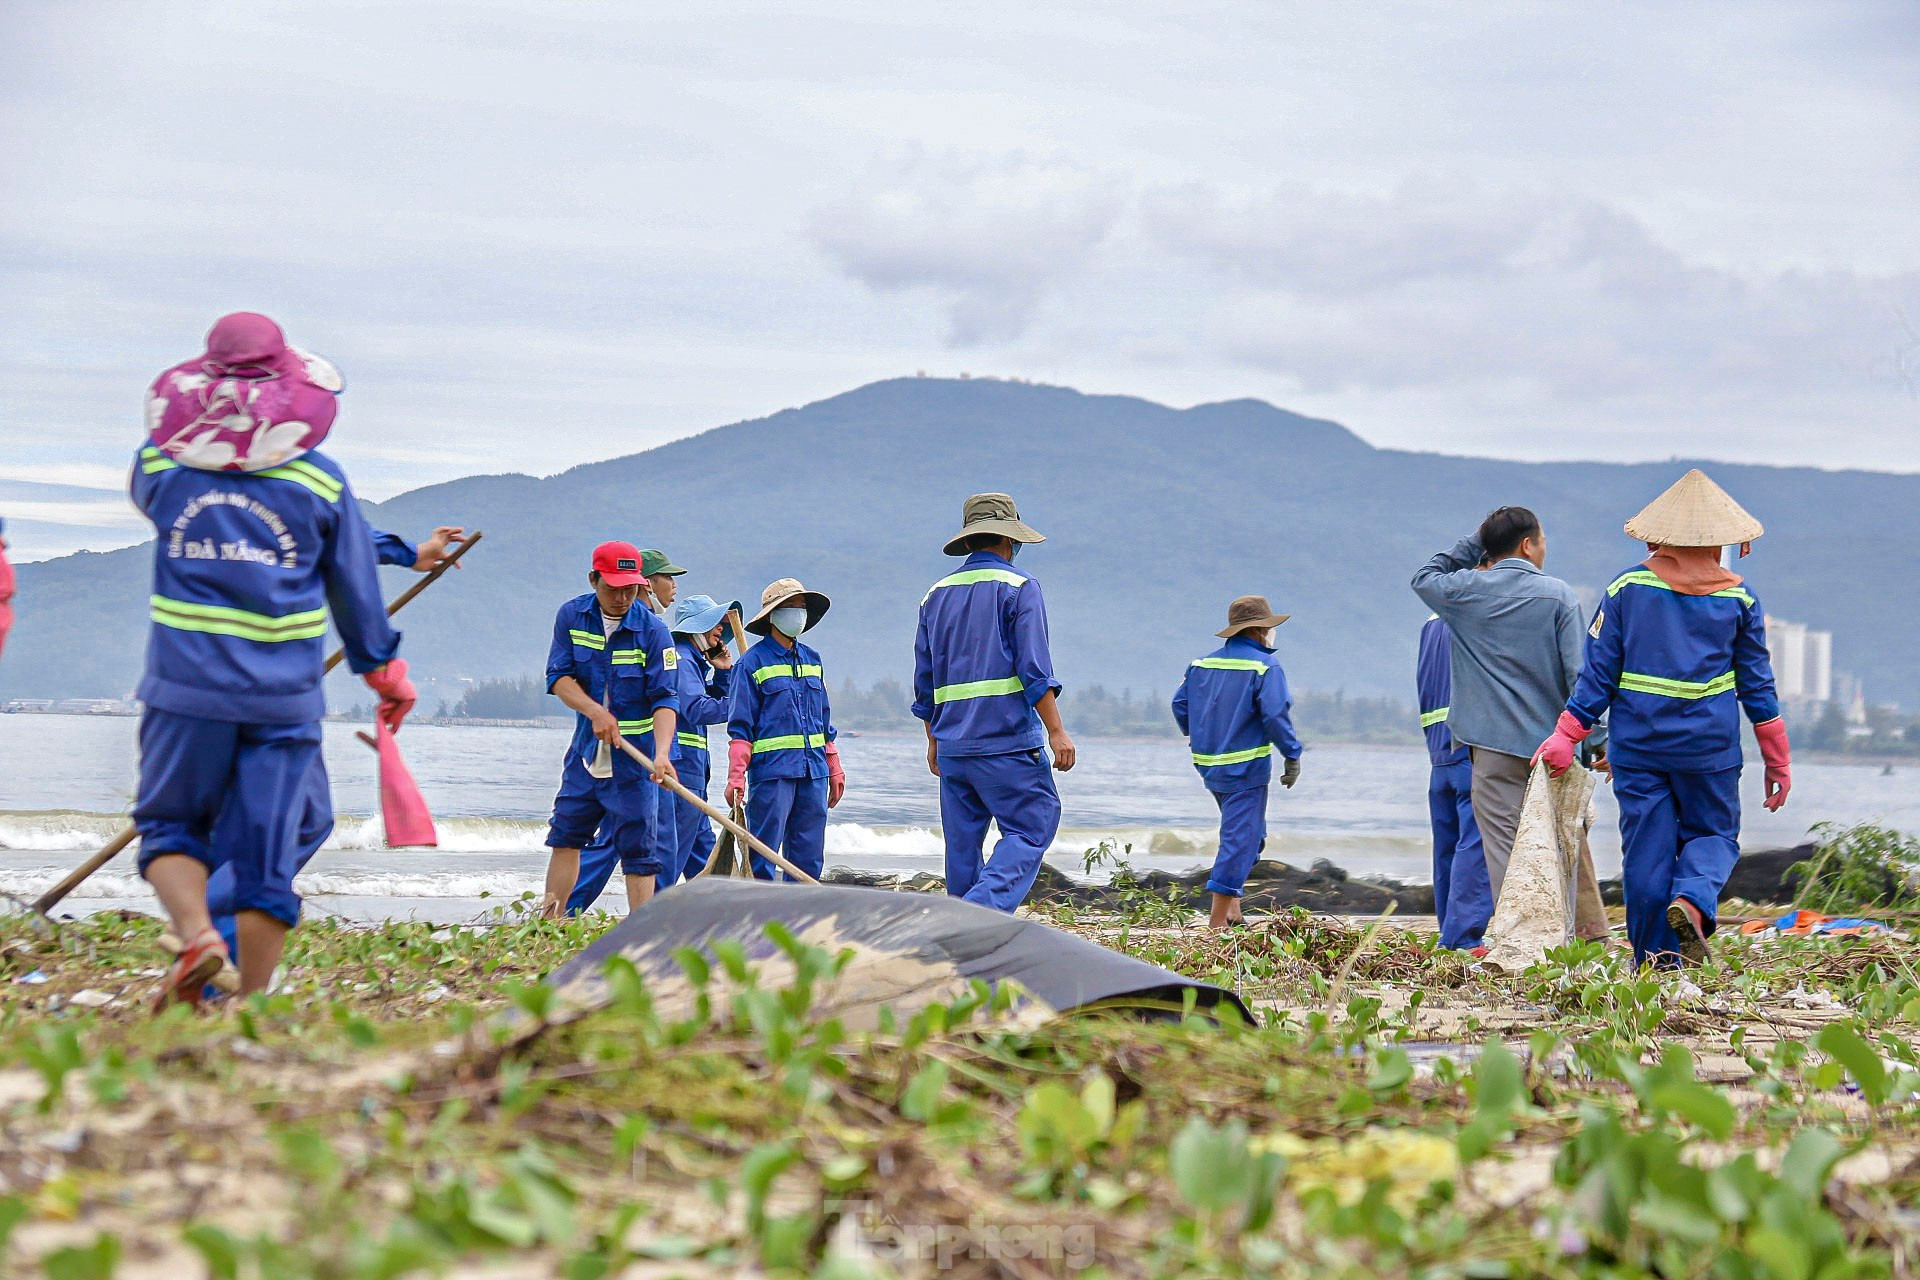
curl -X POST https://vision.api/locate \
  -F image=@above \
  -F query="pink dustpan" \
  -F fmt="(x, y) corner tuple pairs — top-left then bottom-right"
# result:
(357, 724), (437, 848)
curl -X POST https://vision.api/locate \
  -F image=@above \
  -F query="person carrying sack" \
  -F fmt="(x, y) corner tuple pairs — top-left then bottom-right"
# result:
(1536, 470), (1790, 966)
(1173, 596), (1303, 929)
(727, 579), (841, 881)
(131, 312), (415, 1009)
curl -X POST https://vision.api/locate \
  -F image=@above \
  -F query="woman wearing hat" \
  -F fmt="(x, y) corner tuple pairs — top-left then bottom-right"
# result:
(1172, 595), (1305, 929)
(663, 593), (741, 882)
(1536, 469), (1791, 966)
(727, 579), (843, 880)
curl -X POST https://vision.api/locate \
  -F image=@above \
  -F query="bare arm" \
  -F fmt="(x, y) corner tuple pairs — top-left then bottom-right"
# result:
(1035, 689), (1076, 771)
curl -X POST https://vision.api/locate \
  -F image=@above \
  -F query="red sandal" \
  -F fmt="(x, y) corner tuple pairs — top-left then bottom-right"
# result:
(152, 928), (238, 1014)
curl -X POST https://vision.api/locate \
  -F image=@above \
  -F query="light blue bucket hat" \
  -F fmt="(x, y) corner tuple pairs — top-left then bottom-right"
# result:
(671, 593), (740, 637)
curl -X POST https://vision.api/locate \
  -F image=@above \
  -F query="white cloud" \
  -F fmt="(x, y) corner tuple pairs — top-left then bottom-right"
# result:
(811, 152), (1124, 345)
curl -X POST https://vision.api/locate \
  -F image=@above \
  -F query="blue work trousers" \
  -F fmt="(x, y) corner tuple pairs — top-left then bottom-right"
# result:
(1612, 765), (1742, 965)
(671, 763), (715, 883)
(208, 759), (333, 958)
(566, 781), (671, 914)
(938, 749), (1062, 912)
(747, 774), (829, 881)
(1205, 785), (1268, 898)
(133, 709), (321, 928)
(1428, 759), (1491, 950)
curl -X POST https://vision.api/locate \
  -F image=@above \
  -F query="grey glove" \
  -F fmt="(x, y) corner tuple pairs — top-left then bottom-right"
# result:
(1281, 756), (1301, 789)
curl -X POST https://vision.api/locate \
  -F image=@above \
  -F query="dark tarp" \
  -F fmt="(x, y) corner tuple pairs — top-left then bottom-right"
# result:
(540, 879), (1253, 1027)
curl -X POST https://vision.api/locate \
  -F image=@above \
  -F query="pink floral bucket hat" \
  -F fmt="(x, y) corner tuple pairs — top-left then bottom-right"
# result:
(145, 312), (344, 472)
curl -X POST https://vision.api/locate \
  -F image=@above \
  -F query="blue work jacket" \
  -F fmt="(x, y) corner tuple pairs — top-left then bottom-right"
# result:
(371, 529), (416, 568)
(671, 637), (733, 773)
(1171, 635), (1303, 793)
(1566, 565), (1780, 773)
(1416, 616), (1468, 768)
(912, 550), (1062, 757)
(544, 593), (680, 768)
(131, 445), (398, 724)
(729, 635), (836, 782)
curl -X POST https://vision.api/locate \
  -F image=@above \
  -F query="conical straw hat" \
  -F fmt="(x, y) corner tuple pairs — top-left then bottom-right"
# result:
(1623, 469), (1764, 547)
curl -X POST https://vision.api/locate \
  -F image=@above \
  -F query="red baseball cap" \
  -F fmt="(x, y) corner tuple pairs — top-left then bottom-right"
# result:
(591, 540), (648, 586)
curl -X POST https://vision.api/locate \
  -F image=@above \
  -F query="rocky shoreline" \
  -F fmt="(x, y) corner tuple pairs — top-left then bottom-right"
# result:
(821, 843), (1817, 915)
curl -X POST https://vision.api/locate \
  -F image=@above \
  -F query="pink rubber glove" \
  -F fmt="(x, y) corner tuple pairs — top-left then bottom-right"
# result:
(1531, 710), (1591, 778)
(824, 741), (845, 809)
(1754, 717), (1791, 811)
(363, 658), (417, 734)
(726, 738), (751, 809)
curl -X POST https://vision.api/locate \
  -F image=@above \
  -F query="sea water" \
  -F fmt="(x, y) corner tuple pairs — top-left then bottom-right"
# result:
(0, 715), (1912, 924)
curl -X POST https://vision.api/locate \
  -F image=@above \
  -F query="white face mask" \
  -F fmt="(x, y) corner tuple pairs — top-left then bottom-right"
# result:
(770, 606), (808, 637)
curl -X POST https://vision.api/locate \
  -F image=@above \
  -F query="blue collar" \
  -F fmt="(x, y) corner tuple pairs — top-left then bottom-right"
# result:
(1223, 634), (1275, 655)
(1492, 557), (1541, 575)
(963, 549), (1017, 569)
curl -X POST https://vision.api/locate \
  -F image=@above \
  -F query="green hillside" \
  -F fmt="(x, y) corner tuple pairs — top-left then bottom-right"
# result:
(4, 377), (1912, 711)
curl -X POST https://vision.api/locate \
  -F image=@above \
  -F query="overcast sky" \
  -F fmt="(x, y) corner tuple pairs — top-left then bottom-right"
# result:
(3, 1), (1916, 558)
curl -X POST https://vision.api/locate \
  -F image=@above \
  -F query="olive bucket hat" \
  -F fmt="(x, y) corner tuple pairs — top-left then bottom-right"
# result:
(745, 577), (832, 636)
(942, 492), (1047, 557)
(1216, 595), (1291, 638)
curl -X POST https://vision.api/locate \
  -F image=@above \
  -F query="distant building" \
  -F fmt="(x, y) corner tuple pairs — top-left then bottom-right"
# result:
(1767, 617), (1832, 704)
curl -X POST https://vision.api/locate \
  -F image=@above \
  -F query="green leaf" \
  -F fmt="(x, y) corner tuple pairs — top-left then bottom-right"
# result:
(1080, 1073), (1116, 1137)
(1649, 1082), (1736, 1141)
(1368, 1048), (1413, 1094)
(42, 1234), (123, 1280)
(1474, 1038), (1524, 1120)
(1815, 1024), (1888, 1107)
(1777, 1128), (1847, 1202)
(900, 1061), (949, 1122)
(183, 1224), (243, 1280)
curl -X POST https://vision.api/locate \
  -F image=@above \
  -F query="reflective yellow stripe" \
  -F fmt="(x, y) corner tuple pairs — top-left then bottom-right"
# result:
(1192, 744), (1274, 767)
(752, 663), (823, 684)
(139, 446), (179, 475)
(616, 718), (655, 735)
(568, 630), (606, 650)
(921, 567), (1026, 603)
(752, 733), (828, 754)
(1420, 706), (1450, 728)
(1192, 657), (1267, 673)
(1607, 570), (1754, 607)
(150, 595), (328, 642)
(610, 648), (646, 665)
(933, 676), (1024, 704)
(677, 732), (709, 751)
(1619, 670), (1738, 700)
(255, 459), (343, 502)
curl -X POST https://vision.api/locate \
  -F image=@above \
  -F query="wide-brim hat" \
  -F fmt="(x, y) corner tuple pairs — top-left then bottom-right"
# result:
(745, 577), (832, 636)
(670, 594), (742, 637)
(1623, 469), (1764, 548)
(1216, 594), (1291, 638)
(942, 492), (1046, 557)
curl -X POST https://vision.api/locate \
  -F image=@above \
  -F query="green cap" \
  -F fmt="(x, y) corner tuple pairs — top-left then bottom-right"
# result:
(640, 548), (687, 577)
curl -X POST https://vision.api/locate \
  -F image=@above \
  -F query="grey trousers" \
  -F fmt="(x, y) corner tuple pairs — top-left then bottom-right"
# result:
(1469, 746), (1609, 941)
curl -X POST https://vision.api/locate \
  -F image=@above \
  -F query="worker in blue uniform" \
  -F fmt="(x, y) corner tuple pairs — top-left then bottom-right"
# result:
(1537, 469), (1791, 967)
(727, 578), (841, 881)
(1172, 595), (1303, 929)
(202, 524), (465, 965)
(540, 540), (680, 918)
(661, 594), (739, 883)
(1418, 615), (1490, 950)
(133, 311), (415, 1009)
(912, 493), (1075, 912)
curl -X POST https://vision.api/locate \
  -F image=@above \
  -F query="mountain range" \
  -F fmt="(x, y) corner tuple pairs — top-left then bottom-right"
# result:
(3, 377), (1913, 714)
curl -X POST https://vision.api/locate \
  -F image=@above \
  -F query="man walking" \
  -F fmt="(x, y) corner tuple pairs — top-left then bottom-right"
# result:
(913, 493), (1075, 912)
(1412, 506), (1606, 930)
(1417, 614), (1490, 951)
(1172, 596), (1303, 929)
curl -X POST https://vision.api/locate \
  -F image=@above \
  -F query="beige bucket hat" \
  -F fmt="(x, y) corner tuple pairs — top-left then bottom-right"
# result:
(745, 577), (833, 636)
(1217, 595), (1291, 638)
(942, 492), (1047, 557)
(1623, 469), (1764, 548)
